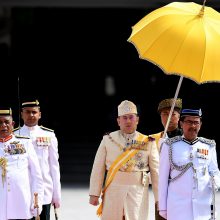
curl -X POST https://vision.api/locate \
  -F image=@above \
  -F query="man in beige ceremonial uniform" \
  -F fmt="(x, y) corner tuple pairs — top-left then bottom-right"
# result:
(14, 100), (61, 220)
(89, 100), (159, 220)
(0, 107), (44, 220)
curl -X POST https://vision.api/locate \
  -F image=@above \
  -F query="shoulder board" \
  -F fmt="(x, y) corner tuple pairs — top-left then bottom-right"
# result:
(40, 126), (54, 132)
(15, 135), (30, 139)
(13, 127), (20, 132)
(148, 135), (155, 142)
(165, 136), (182, 145)
(151, 132), (163, 138)
(198, 137), (216, 147)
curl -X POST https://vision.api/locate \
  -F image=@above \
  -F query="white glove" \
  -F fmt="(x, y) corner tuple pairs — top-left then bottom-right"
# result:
(213, 176), (220, 190)
(31, 204), (42, 217)
(52, 198), (61, 208)
(159, 210), (167, 219)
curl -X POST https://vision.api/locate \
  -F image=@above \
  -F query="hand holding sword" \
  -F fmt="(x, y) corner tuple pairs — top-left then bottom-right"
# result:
(54, 204), (59, 220)
(210, 174), (217, 220)
(34, 192), (40, 220)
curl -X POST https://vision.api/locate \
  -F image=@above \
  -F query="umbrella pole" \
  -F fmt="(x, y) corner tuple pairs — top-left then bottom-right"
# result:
(162, 75), (184, 138)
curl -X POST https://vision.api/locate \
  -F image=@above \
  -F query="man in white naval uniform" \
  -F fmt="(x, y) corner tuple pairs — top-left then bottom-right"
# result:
(14, 100), (61, 220)
(89, 100), (159, 220)
(0, 107), (43, 220)
(159, 108), (220, 220)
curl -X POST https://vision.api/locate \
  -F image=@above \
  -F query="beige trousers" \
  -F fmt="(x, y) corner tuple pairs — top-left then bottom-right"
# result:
(101, 171), (149, 220)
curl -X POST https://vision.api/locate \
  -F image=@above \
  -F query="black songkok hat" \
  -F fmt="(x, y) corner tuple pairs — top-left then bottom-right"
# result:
(180, 108), (202, 117)
(22, 100), (40, 108)
(0, 107), (12, 116)
(158, 98), (182, 113)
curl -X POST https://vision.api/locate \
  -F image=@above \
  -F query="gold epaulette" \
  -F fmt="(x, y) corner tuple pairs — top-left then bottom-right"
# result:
(104, 132), (110, 136)
(40, 125), (54, 132)
(15, 135), (30, 139)
(13, 127), (20, 132)
(148, 135), (155, 142)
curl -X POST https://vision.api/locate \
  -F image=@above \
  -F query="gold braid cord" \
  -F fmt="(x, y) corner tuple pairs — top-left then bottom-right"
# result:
(0, 157), (7, 186)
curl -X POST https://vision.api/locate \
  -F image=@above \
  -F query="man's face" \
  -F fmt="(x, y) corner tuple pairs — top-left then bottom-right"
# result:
(160, 108), (180, 131)
(117, 113), (139, 134)
(180, 116), (201, 141)
(21, 107), (41, 127)
(0, 116), (14, 138)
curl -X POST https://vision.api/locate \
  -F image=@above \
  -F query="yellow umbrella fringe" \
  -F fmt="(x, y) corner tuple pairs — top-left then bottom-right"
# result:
(127, 41), (220, 84)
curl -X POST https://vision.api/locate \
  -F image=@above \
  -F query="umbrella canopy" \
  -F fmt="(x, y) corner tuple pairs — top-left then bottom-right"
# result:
(128, 1), (220, 83)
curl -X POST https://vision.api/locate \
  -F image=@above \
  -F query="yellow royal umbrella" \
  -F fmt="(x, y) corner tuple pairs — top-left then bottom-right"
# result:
(128, 1), (220, 84)
(128, 3), (220, 218)
(128, 1), (220, 136)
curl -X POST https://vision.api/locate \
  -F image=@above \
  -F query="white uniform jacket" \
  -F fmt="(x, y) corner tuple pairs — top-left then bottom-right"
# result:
(159, 136), (220, 220)
(0, 134), (44, 220)
(14, 125), (61, 205)
(89, 130), (159, 220)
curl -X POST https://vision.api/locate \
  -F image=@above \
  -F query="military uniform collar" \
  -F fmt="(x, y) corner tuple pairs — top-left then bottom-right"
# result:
(182, 136), (199, 145)
(0, 134), (13, 143)
(120, 130), (136, 141)
(23, 124), (39, 131)
(167, 128), (183, 138)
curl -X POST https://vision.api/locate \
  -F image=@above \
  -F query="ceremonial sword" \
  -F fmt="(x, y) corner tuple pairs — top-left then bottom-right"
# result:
(54, 204), (58, 220)
(210, 175), (216, 220)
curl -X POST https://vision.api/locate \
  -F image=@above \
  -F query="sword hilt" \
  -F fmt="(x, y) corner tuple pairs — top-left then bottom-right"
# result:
(54, 204), (58, 220)
(34, 193), (40, 220)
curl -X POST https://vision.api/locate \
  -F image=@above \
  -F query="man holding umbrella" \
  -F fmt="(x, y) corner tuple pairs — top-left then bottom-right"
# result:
(150, 97), (182, 220)
(151, 97), (183, 150)
(159, 108), (220, 220)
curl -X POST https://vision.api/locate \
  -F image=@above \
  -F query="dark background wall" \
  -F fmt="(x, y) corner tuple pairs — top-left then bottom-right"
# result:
(1, 5), (220, 185)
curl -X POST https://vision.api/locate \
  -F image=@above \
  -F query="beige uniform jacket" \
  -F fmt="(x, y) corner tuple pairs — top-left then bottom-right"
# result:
(89, 130), (159, 220)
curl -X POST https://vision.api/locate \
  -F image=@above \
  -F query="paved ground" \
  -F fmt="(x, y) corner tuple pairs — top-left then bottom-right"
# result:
(50, 185), (220, 220)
